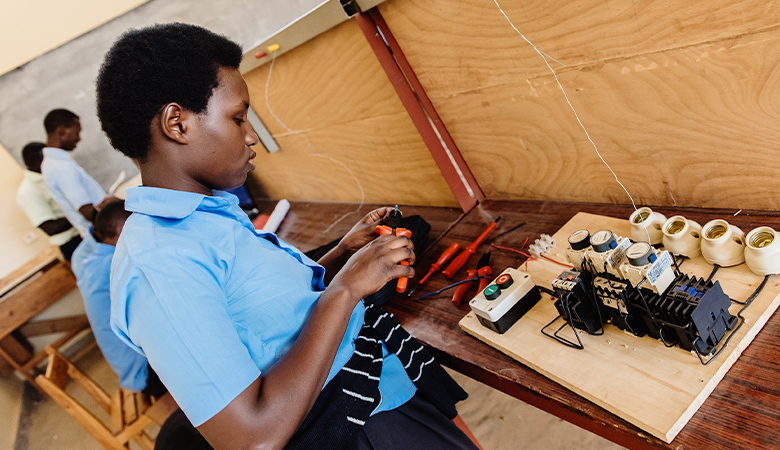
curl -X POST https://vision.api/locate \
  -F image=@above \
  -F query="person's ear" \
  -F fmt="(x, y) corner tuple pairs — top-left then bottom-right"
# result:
(159, 103), (189, 144)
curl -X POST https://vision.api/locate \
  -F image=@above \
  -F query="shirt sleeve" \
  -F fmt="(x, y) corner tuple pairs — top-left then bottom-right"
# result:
(16, 185), (59, 228)
(78, 256), (149, 392)
(111, 248), (260, 426)
(45, 162), (105, 211)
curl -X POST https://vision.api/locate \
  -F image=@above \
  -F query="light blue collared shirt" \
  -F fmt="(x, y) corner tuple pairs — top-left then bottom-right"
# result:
(76, 242), (149, 392)
(41, 147), (105, 237)
(110, 187), (415, 426)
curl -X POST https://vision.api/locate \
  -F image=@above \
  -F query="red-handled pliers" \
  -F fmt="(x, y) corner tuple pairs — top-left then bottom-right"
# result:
(375, 206), (412, 293)
(452, 252), (492, 306)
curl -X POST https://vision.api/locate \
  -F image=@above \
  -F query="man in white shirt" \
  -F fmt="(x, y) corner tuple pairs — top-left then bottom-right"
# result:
(40, 109), (114, 237)
(16, 142), (82, 260)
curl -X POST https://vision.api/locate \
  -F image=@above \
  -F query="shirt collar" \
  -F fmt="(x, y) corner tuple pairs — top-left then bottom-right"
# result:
(93, 242), (116, 257)
(42, 147), (73, 161)
(24, 170), (43, 182)
(124, 186), (241, 220)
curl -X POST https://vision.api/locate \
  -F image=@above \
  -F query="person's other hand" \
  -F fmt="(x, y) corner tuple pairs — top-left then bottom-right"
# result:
(330, 233), (415, 301)
(338, 207), (393, 254)
(96, 196), (121, 211)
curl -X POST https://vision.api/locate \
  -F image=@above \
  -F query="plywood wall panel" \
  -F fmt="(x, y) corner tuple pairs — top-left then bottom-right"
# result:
(379, 0), (780, 209)
(243, 19), (458, 207)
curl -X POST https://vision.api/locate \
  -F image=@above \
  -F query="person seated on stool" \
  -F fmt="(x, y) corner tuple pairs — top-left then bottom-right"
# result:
(40, 108), (117, 238)
(75, 199), (166, 398)
(16, 142), (82, 260)
(96, 23), (476, 449)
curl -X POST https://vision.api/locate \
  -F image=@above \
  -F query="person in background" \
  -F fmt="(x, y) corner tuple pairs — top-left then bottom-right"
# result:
(40, 108), (116, 238)
(75, 199), (166, 397)
(16, 142), (82, 260)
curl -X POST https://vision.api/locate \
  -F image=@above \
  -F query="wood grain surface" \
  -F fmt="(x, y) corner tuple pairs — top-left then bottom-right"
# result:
(243, 19), (458, 207)
(459, 212), (779, 443)
(378, 0), (780, 210)
(0, 261), (77, 340)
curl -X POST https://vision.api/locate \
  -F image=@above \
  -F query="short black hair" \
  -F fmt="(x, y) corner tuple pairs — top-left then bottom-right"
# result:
(96, 23), (243, 160)
(44, 109), (79, 134)
(21, 142), (46, 169)
(92, 200), (131, 243)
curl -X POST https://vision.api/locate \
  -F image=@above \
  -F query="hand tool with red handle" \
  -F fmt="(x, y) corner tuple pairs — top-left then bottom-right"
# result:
(418, 242), (460, 285)
(441, 216), (501, 279)
(375, 206), (412, 293)
(452, 252), (492, 306)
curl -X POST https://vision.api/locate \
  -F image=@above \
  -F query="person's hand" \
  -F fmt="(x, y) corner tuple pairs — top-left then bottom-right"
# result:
(329, 234), (415, 301)
(338, 207), (394, 254)
(96, 196), (121, 211)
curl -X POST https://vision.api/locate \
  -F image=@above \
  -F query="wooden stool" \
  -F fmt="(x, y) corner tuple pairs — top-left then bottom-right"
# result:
(35, 346), (178, 450)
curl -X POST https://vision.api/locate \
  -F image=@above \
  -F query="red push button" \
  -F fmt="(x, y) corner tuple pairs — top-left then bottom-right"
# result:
(496, 273), (513, 289)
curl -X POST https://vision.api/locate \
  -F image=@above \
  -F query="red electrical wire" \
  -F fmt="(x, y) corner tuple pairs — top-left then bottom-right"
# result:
(491, 244), (573, 268)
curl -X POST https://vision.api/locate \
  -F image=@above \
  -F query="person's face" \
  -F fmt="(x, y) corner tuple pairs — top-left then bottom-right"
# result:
(187, 67), (258, 192)
(59, 119), (82, 151)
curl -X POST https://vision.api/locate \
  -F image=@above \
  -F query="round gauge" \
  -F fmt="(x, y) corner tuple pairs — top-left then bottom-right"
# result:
(568, 229), (591, 251)
(626, 242), (656, 266)
(590, 229), (616, 253)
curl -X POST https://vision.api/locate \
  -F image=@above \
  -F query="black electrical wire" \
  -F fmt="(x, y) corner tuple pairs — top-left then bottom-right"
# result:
(706, 264), (720, 284)
(584, 259), (606, 335)
(693, 274), (772, 366)
(416, 276), (487, 300)
(635, 280), (679, 347)
(541, 294), (584, 350)
(537, 285), (556, 297)
(671, 253), (686, 276)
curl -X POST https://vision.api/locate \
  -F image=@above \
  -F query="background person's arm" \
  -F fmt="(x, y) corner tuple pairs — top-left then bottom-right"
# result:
(38, 217), (73, 235)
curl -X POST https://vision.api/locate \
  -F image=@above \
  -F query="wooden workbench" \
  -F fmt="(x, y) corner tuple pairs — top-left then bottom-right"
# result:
(0, 250), (90, 386)
(261, 198), (780, 449)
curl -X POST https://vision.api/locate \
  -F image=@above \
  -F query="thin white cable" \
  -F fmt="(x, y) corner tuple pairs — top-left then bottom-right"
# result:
(263, 53), (366, 232)
(492, 0), (640, 213)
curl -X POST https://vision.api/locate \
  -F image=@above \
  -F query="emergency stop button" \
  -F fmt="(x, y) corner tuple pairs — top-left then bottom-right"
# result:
(496, 273), (513, 289)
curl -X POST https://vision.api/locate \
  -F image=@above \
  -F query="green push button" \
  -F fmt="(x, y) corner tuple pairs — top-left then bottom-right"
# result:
(484, 284), (501, 300)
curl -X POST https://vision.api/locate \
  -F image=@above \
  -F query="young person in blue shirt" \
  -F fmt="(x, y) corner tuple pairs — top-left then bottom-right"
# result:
(75, 200), (166, 398)
(96, 23), (475, 449)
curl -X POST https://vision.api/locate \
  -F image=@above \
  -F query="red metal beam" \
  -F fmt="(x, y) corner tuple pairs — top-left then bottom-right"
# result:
(355, 10), (484, 213)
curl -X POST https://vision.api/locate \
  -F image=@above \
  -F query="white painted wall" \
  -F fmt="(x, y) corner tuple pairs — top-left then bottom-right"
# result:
(0, 0), (150, 76)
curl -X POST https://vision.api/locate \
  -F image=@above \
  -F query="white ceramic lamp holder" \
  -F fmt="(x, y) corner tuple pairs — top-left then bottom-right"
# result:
(701, 219), (745, 267)
(661, 215), (702, 258)
(744, 226), (780, 276)
(629, 207), (666, 245)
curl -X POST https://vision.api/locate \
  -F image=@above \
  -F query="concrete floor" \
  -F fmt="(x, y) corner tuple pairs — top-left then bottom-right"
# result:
(14, 345), (623, 450)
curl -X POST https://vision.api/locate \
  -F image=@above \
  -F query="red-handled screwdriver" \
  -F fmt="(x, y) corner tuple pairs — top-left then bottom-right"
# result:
(375, 206), (412, 293)
(418, 242), (460, 285)
(452, 252), (492, 306)
(441, 216), (501, 279)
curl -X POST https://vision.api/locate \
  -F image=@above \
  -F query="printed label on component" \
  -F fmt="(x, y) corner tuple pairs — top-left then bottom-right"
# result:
(607, 238), (631, 268)
(646, 251), (672, 285)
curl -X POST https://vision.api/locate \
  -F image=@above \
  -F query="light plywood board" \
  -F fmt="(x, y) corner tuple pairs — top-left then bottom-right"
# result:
(243, 19), (458, 207)
(460, 212), (780, 443)
(379, 0), (780, 210)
